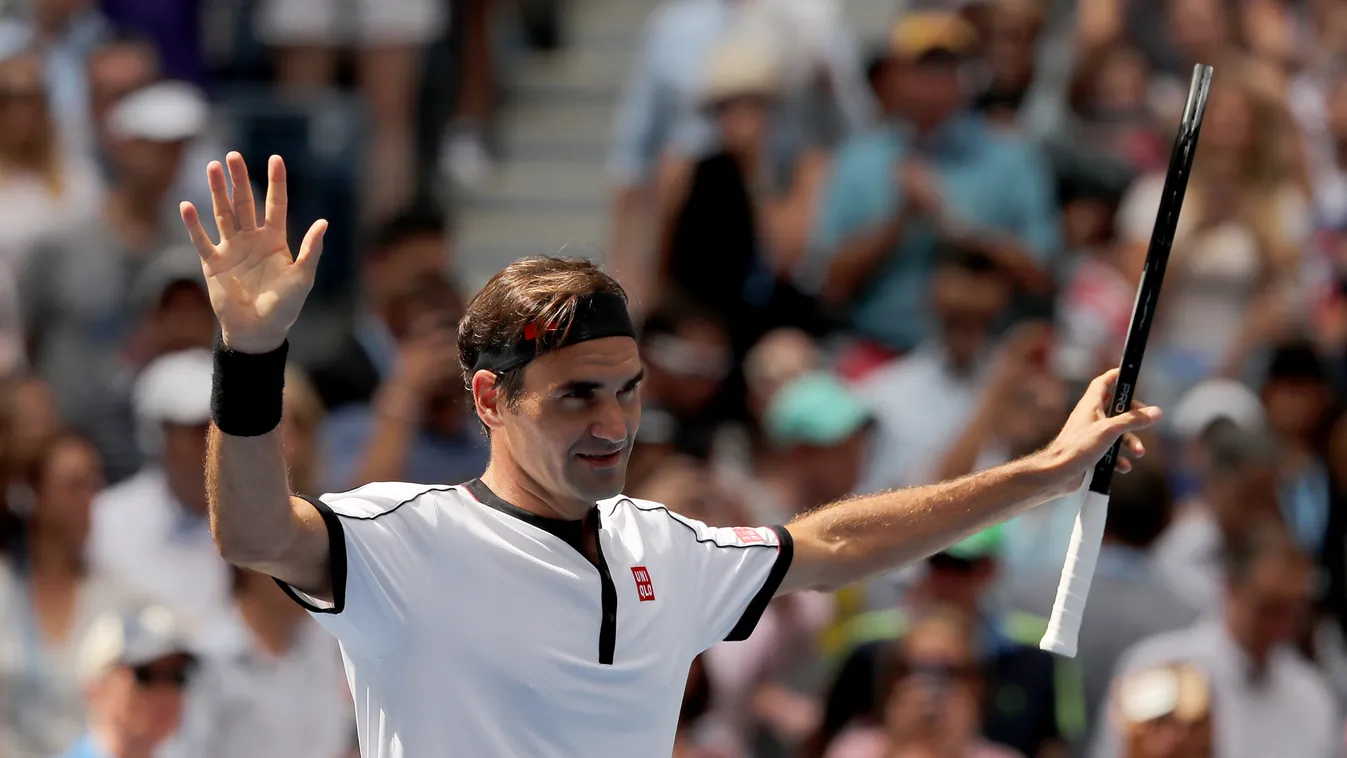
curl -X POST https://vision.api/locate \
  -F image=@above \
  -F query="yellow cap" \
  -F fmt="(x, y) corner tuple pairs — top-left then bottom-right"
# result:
(890, 11), (980, 61)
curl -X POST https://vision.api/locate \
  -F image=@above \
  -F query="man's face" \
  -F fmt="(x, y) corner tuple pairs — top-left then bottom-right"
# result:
(150, 282), (215, 355)
(889, 58), (964, 130)
(365, 233), (450, 322)
(113, 137), (185, 196)
(1262, 378), (1329, 439)
(924, 556), (996, 615)
(162, 422), (208, 514)
(1207, 463), (1279, 532)
(642, 320), (731, 417)
(33, 438), (103, 544)
(96, 655), (192, 748)
(932, 267), (1009, 368)
(485, 338), (643, 514)
(791, 430), (871, 508)
(1227, 556), (1312, 662)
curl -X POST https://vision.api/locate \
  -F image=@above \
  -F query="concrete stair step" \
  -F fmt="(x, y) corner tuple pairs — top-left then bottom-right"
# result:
(511, 46), (637, 102)
(498, 101), (613, 161)
(458, 159), (609, 211)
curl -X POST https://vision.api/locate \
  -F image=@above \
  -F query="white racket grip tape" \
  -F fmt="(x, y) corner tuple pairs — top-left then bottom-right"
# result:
(1040, 484), (1110, 658)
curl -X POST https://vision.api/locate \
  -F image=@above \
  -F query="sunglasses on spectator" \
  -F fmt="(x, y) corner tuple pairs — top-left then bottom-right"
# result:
(643, 335), (730, 381)
(131, 662), (194, 688)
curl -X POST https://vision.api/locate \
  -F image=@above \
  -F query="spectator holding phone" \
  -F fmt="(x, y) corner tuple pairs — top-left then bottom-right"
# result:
(824, 609), (1023, 758)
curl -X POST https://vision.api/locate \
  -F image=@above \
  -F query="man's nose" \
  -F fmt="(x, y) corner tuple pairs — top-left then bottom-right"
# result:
(590, 397), (628, 444)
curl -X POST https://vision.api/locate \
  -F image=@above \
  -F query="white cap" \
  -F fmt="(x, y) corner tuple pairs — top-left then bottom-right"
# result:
(79, 606), (194, 682)
(134, 348), (213, 427)
(107, 81), (208, 142)
(1170, 378), (1266, 440)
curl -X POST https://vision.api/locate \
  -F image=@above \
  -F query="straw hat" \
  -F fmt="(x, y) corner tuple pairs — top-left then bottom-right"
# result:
(700, 31), (783, 106)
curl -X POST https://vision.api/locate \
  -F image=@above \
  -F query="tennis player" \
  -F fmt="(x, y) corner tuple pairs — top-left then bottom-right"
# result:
(180, 153), (1159, 757)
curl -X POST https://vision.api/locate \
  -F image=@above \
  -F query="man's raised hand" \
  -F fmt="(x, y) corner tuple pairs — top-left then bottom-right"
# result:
(180, 152), (327, 354)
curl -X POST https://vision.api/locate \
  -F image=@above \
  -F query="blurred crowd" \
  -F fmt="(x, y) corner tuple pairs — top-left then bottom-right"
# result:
(3, 0), (1347, 757)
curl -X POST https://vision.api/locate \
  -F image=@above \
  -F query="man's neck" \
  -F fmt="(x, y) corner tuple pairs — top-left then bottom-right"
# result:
(89, 726), (155, 758)
(480, 460), (589, 521)
(27, 528), (82, 577)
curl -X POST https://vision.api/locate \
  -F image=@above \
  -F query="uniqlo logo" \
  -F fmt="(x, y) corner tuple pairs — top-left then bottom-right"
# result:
(631, 566), (655, 602)
(734, 527), (766, 544)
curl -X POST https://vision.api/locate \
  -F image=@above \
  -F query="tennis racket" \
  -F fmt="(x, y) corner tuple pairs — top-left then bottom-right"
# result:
(1040, 63), (1214, 658)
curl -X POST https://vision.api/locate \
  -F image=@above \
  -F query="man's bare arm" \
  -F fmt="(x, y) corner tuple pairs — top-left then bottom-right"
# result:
(181, 152), (333, 599)
(206, 427), (332, 597)
(779, 369), (1159, 594)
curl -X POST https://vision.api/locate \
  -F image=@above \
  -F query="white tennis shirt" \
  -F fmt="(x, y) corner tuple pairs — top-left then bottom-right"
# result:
(278, 478), (793, 757)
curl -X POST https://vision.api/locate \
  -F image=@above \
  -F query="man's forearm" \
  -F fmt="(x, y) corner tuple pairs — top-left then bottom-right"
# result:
(783, 452), (1069, 593)
(820, 216), (904, 304)
(207, 426), (329, 592)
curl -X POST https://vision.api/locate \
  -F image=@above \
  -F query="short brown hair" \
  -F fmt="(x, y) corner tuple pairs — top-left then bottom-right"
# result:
(458, 257), (626, 406)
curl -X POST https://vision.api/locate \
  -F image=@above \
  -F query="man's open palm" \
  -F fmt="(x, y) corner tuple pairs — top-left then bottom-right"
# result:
(180, 152), (327, 354)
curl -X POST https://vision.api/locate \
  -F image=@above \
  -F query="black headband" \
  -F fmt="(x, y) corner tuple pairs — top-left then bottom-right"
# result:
(472, 291), (636, 374)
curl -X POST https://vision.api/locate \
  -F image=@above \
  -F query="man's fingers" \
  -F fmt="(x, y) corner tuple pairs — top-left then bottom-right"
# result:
(227, 152), (258, 231)
(207, 161), (236, 239)
(1115, 457), (1133, 474)
(296, 219), (329, 273)
(1106, 405), (1162, 437)
(1122, 432), (1145, 459)
(263, 155), (287, 232)
(1089, 368), (1120, 405)
(179, 202), (217, 261)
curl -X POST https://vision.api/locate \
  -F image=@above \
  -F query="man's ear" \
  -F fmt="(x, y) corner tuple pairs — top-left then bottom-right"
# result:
(471, 370), (504, 430)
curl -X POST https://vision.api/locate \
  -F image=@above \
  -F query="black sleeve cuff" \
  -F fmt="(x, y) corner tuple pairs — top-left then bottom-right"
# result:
(724, 525), (795, 642)
(274, 495), (349, 615)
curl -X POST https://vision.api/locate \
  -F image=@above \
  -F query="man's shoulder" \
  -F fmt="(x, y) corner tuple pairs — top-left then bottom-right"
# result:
(1116, 621), (1209, 672)
(94, 469), (168, 515)
(316, 481), (464, 519)
(832, 129), (902, 175)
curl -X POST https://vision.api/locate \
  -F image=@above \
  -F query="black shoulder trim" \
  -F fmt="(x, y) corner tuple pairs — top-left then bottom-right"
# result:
(725, 525), (794, 642)
(275, 495), (348, 615)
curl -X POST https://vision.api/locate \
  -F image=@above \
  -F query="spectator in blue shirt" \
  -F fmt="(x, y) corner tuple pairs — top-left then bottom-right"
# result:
(60, 606), (196, 758)
(809, 11), (1059, 361)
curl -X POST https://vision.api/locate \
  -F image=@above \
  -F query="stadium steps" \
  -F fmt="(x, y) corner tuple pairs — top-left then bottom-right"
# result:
(451, 0), (897, 293)
(451, 0), (647, 292)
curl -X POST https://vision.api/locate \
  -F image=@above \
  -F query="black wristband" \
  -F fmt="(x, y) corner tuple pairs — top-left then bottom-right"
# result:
(211, 338), (288, 436)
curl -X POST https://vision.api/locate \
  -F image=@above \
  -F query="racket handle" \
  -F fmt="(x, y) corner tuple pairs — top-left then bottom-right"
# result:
(1040, 481), (1110, 658)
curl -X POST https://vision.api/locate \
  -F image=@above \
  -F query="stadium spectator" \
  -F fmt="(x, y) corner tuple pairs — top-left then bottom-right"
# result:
(1153, 424), (1284, 615)
(821, 609), (1027, 758)
(0, 0), (113, 161)
(1119, 79), (1310, 407)
(809, 10), (1057, 369)
(813, 529), (1062, 758)
(1114, 663), (1213, 758)
(87, 349), (233, 655)
(255, 0), (446, 218)
(0, 432), (118, 758)
(60, 606), (196, 758)
(606, 0), (871, 308)
(1258, 340), (1335, 556)
(306, 205), (455, 411)
(630, 294), (732, 483)
(318, 274), (485, 492)
(929, 321), (1075, 571)
(1093, 523), (1339, 758)
(22, 79), (208, 483)
(8, 375), (61, 486)
(654, 31), (830, 354)
(172, 567), (351, 758)
(1006, 458), (1199, 754)
(854, 247), (1012, 492)
(0, 49), (100, 273)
